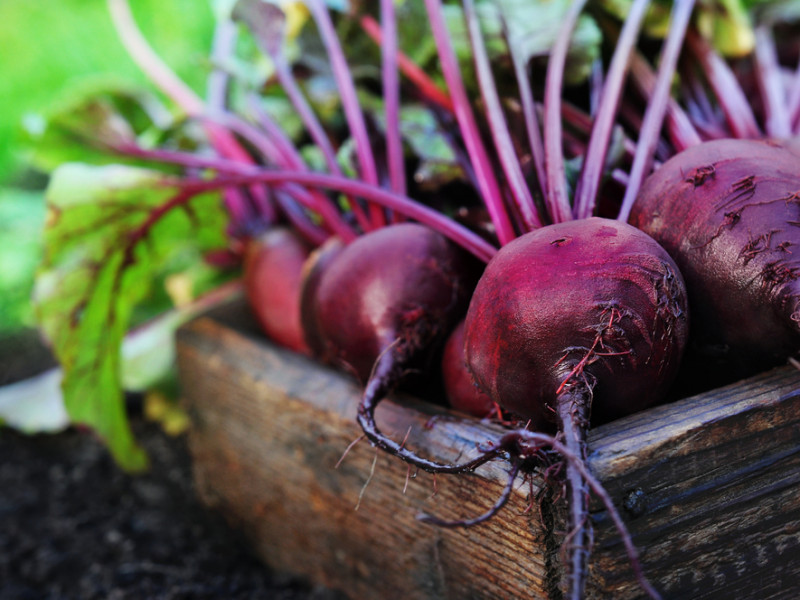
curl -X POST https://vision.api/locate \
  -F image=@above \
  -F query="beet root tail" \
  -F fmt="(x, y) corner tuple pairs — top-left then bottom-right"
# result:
(356, 351), (502, 475)
(557, 385), (593, 600)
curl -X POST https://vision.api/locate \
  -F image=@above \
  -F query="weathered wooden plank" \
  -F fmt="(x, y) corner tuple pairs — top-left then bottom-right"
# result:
(178, 312), (552, 600)
(177, 300), (800, 599)
(586, 368), (800, 599)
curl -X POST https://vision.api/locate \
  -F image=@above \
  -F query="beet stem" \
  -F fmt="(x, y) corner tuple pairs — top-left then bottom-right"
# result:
(556, 386), (592, 600)
(273, 62), (341, 178)
(187, 170), (498, 262)
(115, 144), (497, 260)
(423, 0), (517, 245)
(206, 20), (266, 228)
(753, 24), (792, 139)
(236, 5), (370, 230)
(628, 52), (702, 153)
(271, 191), (330, 246)
(464, 0), (542, 232)
(203, 111), (289, 218)
(686, 30), (762, 139)
(107, 0), (204, 116)
(307, 0), (384, 228)
(572, 0), (650, 221)
(562, 101), (642, 166)
(685, 67), (721, 128)
(543, 0), (587, 224)
(200, 111), (349, 241)
(108, 0), (273, 222)
(503, 20), (547, 211)
(618, 0), (696, 223)
(207, 19), (237, 119)
(589, 58), (604, 117)
(359, 15), (454, 113)
(246, 96), (361, 240)
(229, 2), (359, 222)
(380, 0), (407, 200)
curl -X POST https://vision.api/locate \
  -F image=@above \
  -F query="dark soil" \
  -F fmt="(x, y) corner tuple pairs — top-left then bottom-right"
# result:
(0, 397), (342, 600)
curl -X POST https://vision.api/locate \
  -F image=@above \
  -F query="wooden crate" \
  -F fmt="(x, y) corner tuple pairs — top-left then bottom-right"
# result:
(176, 299), (800, 599)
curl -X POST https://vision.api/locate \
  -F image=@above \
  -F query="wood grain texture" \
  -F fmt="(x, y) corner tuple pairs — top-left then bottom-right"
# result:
(177, 300), (800, 600)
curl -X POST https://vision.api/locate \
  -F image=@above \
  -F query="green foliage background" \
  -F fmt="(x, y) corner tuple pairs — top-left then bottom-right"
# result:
(0, 0), (216, 331)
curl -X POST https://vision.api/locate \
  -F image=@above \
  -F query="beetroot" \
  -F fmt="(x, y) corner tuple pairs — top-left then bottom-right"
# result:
(465, 218), (689, 427)
(630, 138), (800, 378)
(441, 320), (494, 418)
(463, 217), (688, 598)
(298, 236), (346, 363)
(244, 227), (313, 355)
(307, 223), (480, 466)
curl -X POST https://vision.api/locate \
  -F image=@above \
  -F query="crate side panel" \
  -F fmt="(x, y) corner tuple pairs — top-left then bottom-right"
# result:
(585, 369), (800, 599)
(178, 317), (551, 600)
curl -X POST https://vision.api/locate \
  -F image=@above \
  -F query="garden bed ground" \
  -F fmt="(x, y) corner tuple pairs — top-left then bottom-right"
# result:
(0, 392), (342, 600)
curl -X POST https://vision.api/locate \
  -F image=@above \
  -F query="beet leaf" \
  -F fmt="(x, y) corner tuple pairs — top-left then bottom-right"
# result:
(34, 164), (227, 470)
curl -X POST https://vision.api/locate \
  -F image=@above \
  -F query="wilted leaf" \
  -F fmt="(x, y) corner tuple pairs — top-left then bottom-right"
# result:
(34, 163), (227, 470)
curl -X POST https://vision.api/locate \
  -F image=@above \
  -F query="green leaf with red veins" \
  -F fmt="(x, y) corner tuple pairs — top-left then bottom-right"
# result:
(23, 80), (199, 174)
(34, 163), (227, 471)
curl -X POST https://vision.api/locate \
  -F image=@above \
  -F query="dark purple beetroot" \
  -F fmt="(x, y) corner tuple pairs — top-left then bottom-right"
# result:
(298, 235), (346, 363)
(307, 222), (480, 468)
(630, 138), (800, 378)
(243, 227), (313, 355)
(441, 320), (494, 418)
(465, 217), (689, 427)
(463, 217), (688, 599)
(311, 223), (478, 383)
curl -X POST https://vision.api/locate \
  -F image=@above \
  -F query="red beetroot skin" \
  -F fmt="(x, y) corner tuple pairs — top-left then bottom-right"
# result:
(465, 217), (689, 426)
(631, 138), (800, 375)
(441, 320), (494, 418)
(310, 223), (479, 384)
(244, 227), (313, 355)
(298, 236), (345, 363)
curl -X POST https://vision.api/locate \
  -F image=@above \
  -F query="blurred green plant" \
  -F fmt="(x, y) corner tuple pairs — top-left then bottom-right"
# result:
(0, 188), (45, 332)
(0, 0), (216, 182)
(0, 0), (219, 450)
